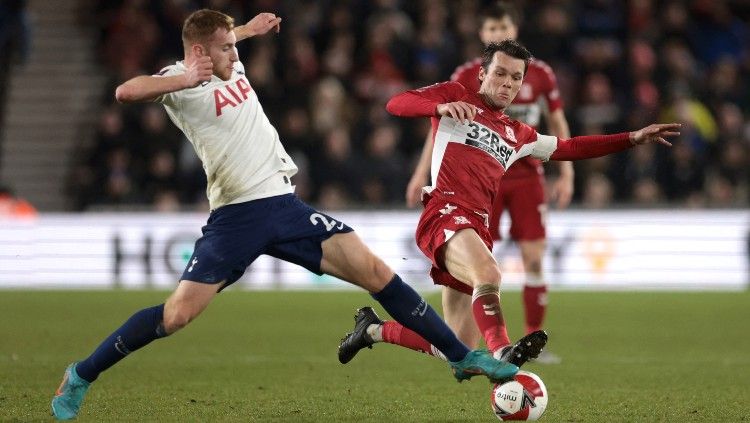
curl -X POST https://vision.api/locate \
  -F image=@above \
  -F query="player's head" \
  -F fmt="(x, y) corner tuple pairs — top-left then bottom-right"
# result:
(478, 2), (520, 46)
(182, 9), (238, 81)
(478, 40), (531, 109)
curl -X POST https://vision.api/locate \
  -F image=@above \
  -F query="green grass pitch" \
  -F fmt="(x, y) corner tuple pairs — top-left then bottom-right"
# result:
(1, 289), (748, 422)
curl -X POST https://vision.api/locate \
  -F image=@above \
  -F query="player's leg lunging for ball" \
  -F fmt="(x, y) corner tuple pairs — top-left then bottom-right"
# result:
(339, 228), (547, 370)
(321, 231), (518, 382)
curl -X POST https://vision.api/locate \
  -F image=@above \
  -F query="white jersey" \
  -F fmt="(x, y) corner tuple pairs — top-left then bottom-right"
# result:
(155, 61), (297, 210)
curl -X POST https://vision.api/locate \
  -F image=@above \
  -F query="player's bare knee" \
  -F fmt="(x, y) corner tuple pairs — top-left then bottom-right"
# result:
(162, 305), (194, 333)
(370, 255), (395, 288)
(473, 261), (502, 286)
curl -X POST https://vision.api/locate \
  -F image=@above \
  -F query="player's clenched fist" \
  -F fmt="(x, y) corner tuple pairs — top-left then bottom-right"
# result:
(184, 56), (213, 88)
(629, 123), (681, 147)
(437, 101), (477, 124)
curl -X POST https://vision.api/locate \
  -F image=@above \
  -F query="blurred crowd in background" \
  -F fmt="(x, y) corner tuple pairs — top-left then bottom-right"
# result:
(56, 0), (750, 210)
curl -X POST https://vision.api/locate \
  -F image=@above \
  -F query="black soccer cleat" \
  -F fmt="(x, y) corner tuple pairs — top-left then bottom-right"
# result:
(338, 307), (383, 364)
(499, 330), (548, 367)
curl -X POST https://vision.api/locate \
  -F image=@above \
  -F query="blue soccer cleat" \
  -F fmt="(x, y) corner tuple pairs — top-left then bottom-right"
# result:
(51, 362), (90, 420)
(449, 349), (519, 383)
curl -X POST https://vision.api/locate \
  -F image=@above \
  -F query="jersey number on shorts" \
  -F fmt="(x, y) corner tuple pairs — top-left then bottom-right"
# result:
(310, 213), (344, 231)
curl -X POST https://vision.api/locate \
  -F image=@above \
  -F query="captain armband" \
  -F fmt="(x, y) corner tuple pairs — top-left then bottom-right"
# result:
(530, 134), (558, 162)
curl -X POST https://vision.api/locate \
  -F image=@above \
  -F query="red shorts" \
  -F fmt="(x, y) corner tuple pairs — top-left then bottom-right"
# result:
(489, 175), (547, 242)
(415, 193), (493, 295)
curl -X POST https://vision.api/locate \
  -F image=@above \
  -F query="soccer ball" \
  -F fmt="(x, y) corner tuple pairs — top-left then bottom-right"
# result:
(490, 370), (548, 421)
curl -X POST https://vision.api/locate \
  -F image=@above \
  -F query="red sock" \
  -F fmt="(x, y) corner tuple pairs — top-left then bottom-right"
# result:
(471, 285), (511, 352)
(382, 321), (436, 356)
(523, 285), (548, 334)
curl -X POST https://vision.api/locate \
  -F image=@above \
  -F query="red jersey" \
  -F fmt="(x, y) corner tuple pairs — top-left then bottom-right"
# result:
(387, 82), (558, 215)
(450, 58), (563, 179)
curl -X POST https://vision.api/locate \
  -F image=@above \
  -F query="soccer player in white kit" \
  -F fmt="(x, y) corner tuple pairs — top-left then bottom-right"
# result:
(50, 10), (518, 420)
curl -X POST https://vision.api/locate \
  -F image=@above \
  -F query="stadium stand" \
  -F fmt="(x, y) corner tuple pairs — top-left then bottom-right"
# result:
(1, 0), (748, 211)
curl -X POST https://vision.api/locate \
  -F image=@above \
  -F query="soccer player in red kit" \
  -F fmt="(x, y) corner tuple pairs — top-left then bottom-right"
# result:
(411, 2), (572, 364)
(338, 40), (679, 368)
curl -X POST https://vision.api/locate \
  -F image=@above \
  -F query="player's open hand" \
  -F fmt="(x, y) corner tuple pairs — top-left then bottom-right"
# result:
(550, 171), (574, 209)
(406, 172), (428, 208)
(437, 101), (477, 124)
(245, 13), (282, 37)
(629, 123), (681, 147)
(184, 56), (213, 88)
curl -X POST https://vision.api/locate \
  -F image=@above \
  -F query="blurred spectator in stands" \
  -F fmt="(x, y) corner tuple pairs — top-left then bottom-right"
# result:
(360, 123), (406, 205)
(139, 105), (181, 158)
(284, 30), (320, 90)
(707, 58), (747, 108)
(523, 3), (574, 64)
(0, 0), (30, 64)
(705, 172), (737, 207)
(658, 139), (706, 207)
(143, 150), (178, 205)
(659, 39), (701, 93)
(627, 39), (660, 131)
(0, 185), (36, 219)
(411, 2), (458, 85)
(317, 183), (350, 211)
(309, 126), (363, 203)
(354, 10), (412, 102)
(577, 72), (622, 133)
(631, 178), (664, 205)
(243, 38), (284, 117)
(153, 189), (180, 212)
(622, 144), (662, 203)
(68, 106), (131, 210)
(660, 85), (717, 155)
(581, 173), (614, 209)
(661, 1), (690, 40)
(101, 0), (160, 80)
(688, 0), (748, 67)
(310, 76), (355, 135)
(0, 0), (31, 161)
(628, 0), (657, 37)
(97, 147), (140, 206)
(716, 139), (749, 204)
(176, 141), (206, 205)
(321, 31), (356, 80)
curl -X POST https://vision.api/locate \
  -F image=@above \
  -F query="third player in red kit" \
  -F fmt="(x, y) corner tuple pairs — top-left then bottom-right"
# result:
(338, 39), (679, 369)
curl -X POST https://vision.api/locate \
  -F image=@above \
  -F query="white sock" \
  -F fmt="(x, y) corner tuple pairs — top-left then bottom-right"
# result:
(429, 345), (449, 362)
(366, 323), (383, 342)
(492, 345), (511, 360)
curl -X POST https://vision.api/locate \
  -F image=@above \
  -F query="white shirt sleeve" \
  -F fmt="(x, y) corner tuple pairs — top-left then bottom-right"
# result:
(529, 133), (558, 162)
(152, 65), (183, 108)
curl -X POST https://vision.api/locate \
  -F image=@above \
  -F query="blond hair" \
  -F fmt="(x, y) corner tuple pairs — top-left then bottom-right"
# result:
(182, 9), (234, 45)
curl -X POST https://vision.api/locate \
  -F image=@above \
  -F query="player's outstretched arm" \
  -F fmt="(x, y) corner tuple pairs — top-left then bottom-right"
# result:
(115, 56), (213, 103)
(234, 13), (282, 42)
(546, 123), (681, 161)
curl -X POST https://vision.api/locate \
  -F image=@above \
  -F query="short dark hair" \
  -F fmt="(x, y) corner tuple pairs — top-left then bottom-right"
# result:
(479, 1), (521, 26)
(481, 39), (531, 75)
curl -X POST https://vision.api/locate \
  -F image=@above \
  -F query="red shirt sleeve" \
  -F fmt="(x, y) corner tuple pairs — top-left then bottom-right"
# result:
(535, 60), (564, 112)
(386, 81), (467, 118)
(550, 133), (632, 160)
